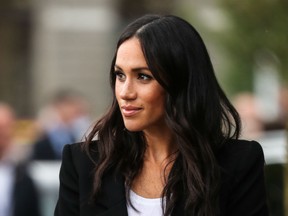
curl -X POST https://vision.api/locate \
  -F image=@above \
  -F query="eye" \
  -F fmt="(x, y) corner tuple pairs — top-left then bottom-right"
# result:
(138, 73), (153, 81)
(114, 71), (125, 81)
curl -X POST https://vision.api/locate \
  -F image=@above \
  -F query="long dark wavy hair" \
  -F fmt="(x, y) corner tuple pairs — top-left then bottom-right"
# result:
(83, 14), (241, 216)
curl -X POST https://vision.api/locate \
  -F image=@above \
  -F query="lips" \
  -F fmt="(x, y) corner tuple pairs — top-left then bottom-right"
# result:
(121, 105), (142, 117)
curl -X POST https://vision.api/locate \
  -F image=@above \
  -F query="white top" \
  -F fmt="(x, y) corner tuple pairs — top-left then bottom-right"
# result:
(127, 190), (165, 216)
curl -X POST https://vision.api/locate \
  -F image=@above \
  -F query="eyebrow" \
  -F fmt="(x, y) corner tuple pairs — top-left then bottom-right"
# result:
(114, 64), (150, 72)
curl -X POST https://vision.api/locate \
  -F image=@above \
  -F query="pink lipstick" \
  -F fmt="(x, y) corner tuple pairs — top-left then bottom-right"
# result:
(121, 105), (142, 117)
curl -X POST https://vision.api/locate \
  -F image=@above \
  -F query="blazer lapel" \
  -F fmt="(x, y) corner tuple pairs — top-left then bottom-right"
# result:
(89, 169), (185, 216)
(95, 169), (128, 216)
(97, 199), (127, 216)
(94, 170), (185, 216)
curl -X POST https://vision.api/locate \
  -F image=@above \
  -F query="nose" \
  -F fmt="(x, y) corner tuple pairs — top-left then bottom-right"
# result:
(118, 79), (137, 100)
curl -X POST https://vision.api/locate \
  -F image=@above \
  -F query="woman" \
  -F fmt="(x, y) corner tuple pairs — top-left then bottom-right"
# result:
(54, 14), (268, 216)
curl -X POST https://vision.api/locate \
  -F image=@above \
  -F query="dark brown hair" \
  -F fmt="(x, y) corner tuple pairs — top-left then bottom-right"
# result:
(84, 14), (241, 216)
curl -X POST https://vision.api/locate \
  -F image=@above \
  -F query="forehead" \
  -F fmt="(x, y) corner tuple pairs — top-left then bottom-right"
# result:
(115, 38), (147, 67)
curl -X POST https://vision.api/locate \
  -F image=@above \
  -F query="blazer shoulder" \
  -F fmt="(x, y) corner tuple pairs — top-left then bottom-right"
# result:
(218, 139), (264, 161)
(217, 139), (265, 177)
(64, 140), (99, 159)
(217, 141), (268, 215)
(61, 141), (99, 176)
(56, 141), (99, 216)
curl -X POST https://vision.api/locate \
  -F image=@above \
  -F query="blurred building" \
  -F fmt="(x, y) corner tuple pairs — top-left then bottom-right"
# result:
(31, 0), (118, 119)
(0, 0), (175, 119)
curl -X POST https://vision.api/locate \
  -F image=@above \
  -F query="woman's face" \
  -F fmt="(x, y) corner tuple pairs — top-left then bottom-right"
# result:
(115, 37), (166, 133)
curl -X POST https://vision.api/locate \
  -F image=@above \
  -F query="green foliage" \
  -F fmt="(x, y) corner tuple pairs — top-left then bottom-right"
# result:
(218, 0), (288, 94)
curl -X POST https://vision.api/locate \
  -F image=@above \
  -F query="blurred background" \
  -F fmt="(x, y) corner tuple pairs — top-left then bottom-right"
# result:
(0, 0), (287, 215)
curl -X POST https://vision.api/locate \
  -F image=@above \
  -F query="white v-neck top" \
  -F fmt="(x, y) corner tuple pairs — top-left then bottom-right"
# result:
(127, 190), (165, 216)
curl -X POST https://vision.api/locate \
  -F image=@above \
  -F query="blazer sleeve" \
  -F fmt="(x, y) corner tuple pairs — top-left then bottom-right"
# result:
(54, 144), (79, 216)
(226, 141), (269, 216)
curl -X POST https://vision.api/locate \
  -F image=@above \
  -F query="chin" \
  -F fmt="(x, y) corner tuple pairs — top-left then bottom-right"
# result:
(124, 126), (142, 132)
(123, 123), (144, 132)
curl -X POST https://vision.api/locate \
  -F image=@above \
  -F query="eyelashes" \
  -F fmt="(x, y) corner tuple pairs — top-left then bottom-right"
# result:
(137, 73), (153, 81)
(114, 71), (125, 81)
(114, 70), (153, 82)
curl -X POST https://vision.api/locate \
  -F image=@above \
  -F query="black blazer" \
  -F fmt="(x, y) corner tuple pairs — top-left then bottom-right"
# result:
(13, 163), (42, 216)
(54, 139), (269, 216)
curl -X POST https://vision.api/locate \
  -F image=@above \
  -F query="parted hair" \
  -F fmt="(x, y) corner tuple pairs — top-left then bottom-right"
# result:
(84, 14), (241, 216)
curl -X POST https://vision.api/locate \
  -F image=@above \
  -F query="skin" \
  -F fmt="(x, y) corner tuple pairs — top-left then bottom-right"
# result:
(0, 104), (15, 159)
(115, 37), (177, 198)
(115, 38), (166, 134)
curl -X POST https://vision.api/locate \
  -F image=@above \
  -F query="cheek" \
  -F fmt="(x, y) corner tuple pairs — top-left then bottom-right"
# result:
(145, 89), (166, 112)
(114, 83), (121, 102)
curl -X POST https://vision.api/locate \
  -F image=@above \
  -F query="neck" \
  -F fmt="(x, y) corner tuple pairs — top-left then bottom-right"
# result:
(143, 126), (177, 164)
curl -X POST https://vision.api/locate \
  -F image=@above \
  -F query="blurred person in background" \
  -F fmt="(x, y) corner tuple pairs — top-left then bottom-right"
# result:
(0, 102), (41, 216)
(278, 86), (288, 129)
(233, 92), (264, 139)
(31, 90), (92, 160)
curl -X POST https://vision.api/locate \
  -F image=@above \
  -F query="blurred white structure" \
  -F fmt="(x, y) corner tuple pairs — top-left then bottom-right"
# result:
(29, 161), (60, 216)
(254, 50), (281, 123)
(258, 130), (287, 165)
(31, 0), (119, 118)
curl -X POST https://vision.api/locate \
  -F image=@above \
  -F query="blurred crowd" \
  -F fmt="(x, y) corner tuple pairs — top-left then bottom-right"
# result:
(31, 90), (92, 160)
(233, 85), (288, 140)
(0, 89), (92, 216)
